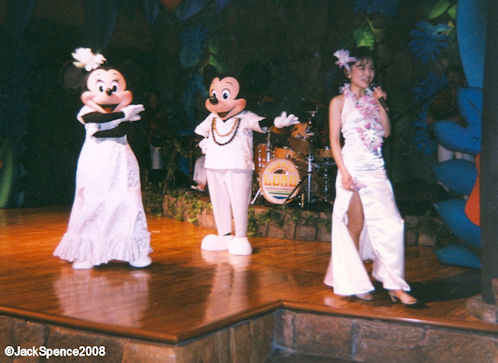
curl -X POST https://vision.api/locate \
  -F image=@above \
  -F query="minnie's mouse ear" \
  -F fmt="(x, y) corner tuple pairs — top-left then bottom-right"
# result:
(60, 61), (87, 93)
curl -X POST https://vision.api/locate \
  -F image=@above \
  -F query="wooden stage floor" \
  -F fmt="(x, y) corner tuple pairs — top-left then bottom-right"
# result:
(0, 207), (496, 345)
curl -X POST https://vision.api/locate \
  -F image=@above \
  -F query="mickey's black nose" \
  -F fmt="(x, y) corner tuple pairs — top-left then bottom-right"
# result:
(106, 88), (113, 96)
(209, 95), (218, 105)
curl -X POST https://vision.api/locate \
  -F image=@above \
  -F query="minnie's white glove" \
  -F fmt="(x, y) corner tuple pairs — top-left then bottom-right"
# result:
(122, 104), (145, 122)
(273, 111), (299, 128)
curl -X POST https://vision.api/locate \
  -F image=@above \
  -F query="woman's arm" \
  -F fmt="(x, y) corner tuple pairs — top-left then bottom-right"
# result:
(372, 87), (391, 137)
(329, 95), (353, 190)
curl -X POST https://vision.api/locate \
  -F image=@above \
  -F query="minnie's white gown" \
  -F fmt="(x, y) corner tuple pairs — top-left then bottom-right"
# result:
(323, 87), (410, 296)
(54, 106), (151, 266)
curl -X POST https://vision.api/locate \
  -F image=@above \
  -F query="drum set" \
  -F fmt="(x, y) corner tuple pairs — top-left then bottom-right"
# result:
(252, 110), (336, 207)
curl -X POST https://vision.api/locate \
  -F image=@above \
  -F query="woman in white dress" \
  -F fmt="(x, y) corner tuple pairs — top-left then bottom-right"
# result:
(323, 48), (417, 305)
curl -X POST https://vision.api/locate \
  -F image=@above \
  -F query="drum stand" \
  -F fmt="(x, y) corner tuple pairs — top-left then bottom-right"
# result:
(251, 129), (273, 205)
(284, 139), (315, 207)
(319, 158), (335, 203)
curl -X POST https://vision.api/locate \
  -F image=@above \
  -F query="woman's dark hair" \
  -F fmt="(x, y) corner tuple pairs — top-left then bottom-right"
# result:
(347, 46), (377, 67)
(329, 46), (377, 97)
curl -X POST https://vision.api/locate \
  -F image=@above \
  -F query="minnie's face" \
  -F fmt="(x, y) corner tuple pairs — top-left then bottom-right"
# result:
(81, 68), (132, 113)
(205, 76), (246, 120)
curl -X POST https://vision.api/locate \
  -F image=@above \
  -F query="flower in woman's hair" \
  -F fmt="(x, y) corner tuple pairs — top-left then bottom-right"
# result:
(333, 49), (357, 71)
(72, 48), (106, 72)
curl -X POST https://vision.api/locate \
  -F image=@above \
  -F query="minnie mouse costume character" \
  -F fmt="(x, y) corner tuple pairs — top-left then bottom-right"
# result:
(54, 48), (152, 269)
(195, 75), (299, 255)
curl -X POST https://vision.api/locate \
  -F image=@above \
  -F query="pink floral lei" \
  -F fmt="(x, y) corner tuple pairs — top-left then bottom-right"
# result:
(341, 83), (384, 154)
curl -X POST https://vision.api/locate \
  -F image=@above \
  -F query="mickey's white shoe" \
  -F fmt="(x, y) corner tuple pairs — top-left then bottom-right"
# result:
(228, 237), (253, 256)
(201, 234), (232, 251)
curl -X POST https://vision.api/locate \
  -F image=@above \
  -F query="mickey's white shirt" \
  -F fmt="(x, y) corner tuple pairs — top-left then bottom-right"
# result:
(194, 111), (264, 170)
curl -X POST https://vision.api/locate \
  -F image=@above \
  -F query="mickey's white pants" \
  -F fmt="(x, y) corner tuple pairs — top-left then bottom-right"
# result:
(206, 169), (252, 237)
(193, 156), (207, 186)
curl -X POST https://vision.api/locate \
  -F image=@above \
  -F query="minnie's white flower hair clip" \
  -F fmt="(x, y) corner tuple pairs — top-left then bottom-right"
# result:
(333, 49), (356, 71)
(72, 48), (106, 72)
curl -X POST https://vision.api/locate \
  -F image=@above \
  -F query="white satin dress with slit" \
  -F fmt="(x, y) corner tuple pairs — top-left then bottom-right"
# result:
(323, 88), (410, 296)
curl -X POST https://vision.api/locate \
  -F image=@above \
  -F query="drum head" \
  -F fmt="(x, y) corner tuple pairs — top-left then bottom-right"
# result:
(260, 158), (301, 204)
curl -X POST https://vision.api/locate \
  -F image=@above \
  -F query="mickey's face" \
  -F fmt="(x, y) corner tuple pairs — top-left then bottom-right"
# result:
(81, 68), (132, 113)
(205, 76), (246, 120)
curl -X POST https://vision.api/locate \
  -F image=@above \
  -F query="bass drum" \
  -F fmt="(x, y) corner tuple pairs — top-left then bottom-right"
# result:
(260, 158), (302, 204)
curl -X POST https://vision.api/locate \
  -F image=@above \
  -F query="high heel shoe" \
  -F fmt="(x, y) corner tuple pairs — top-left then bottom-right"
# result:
(388, 290), (418, 305)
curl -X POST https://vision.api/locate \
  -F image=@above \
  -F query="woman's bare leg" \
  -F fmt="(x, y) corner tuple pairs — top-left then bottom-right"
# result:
(346, 191), (364, 251)
(345, 191), (373, 300)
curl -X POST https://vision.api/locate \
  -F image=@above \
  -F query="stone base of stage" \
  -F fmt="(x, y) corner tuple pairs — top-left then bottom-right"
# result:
(3, 309), (496, 363)
(160, 189), (449, 246)
(272, 308), (497, 362)
(1, 313), (274, 362)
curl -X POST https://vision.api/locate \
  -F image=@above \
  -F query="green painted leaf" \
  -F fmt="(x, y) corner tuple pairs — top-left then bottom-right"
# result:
(447, 4), (457, 19)
(425, 0), (451, 20)
(353, 27), (375, 49)
(208, 38), (220, 55)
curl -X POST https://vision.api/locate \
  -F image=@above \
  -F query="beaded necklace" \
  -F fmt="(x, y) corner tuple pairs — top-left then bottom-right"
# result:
(211, 116), (241, 146)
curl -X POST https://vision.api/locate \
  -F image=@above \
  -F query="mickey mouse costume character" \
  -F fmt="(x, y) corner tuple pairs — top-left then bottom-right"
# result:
(195, 75), (299, 255)
(54, 48), (152, 269)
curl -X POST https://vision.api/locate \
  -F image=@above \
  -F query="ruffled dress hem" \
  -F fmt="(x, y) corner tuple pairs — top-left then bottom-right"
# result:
(54, 230), (152, 266)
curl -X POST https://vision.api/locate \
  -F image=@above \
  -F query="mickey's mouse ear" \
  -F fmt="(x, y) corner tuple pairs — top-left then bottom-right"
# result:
(60, 61), (87, 93)
(202, 64), (219, 88)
